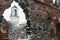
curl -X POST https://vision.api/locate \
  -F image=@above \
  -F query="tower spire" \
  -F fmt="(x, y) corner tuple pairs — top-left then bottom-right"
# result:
(11, 5), (18, 17)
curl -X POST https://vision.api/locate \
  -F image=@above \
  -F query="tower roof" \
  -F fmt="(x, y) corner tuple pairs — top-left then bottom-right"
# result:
(12, 5), (18, 9)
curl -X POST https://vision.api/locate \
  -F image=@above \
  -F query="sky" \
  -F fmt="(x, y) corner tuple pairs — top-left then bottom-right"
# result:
(53, 0), (55, 4)
(3, 1), (27, 24)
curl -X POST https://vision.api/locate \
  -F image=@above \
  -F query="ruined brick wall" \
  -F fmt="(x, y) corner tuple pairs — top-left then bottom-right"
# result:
(0, 16), (8, 40)
(0, 0), (60, 40)
(27, 0), (60, 40)
(0, 0), (13, 40)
